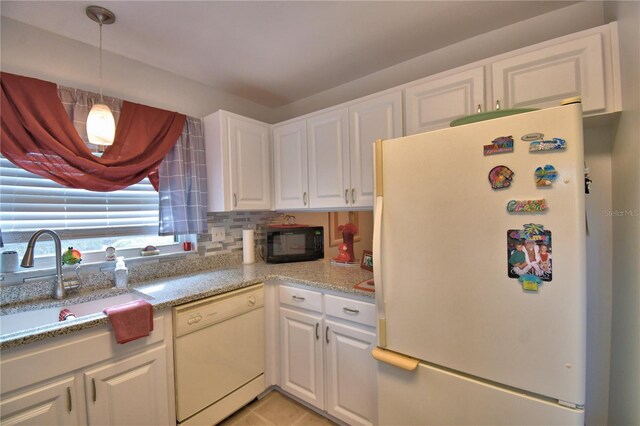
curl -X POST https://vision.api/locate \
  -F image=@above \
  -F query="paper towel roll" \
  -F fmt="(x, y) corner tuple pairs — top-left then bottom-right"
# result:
(243, 229), (255, 264)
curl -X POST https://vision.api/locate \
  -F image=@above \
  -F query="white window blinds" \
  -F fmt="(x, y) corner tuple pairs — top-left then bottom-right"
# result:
(0, 156), (160, 242)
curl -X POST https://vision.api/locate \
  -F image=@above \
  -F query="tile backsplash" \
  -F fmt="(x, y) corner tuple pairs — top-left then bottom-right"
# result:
(197, 211), (285, 259)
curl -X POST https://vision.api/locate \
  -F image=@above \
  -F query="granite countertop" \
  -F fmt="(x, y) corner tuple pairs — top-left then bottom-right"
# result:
(0, 259), (374, 349)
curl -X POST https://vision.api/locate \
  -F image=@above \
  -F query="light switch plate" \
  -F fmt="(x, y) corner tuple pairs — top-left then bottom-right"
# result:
(210, 226), (226, 242)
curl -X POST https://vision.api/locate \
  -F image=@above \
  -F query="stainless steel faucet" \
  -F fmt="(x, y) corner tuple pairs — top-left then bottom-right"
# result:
(21, 229), (70, 299)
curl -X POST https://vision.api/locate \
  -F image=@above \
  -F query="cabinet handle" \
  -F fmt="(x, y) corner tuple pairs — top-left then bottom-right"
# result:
(351, 188), (355, 204)
(495, 100), (501, 111)
(292, 295), (305, 302)
(303, 192), (307, 206)
(343, 307), (360, 315)
(344, 189), (349, 204)
(315, 322), (319, 340)
(325, 325), (330, 344)
(67, 386), (72, 413)
(92, 378), (97, 402)
(477, 104), (482, 113)
(233, 193), (237, 207)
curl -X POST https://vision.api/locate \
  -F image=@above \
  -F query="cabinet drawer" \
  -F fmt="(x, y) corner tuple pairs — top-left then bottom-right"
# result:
(279, 285), (323, 313)
(324, 294), (376, 327)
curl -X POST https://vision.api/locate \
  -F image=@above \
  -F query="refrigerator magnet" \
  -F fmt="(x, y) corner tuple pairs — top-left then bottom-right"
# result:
(535, 165), (558, 187)
(484, 136), (514, 156)
(519, 274), (543, 292)
(488, 165), (514, 190)
(529, 138), (567, 152)
(521, 133), (544, 142)
(507, 224), (552, 282)
(506, 199), (547, 213)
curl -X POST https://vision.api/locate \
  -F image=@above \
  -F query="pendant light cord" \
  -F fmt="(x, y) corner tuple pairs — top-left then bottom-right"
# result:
(99, 20), (104, 103)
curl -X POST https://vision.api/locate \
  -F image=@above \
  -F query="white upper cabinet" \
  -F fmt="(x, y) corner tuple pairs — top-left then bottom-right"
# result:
(307, 108), (351, 209)
(405, 67), (485, 135)
(492, 32), (606, 114)
(273, 91), (402, 210)
(273, 120), (309, 209)
(204, 110), (271, 212)
(272, 23), (620, 206)
(349, 91), (403, 207)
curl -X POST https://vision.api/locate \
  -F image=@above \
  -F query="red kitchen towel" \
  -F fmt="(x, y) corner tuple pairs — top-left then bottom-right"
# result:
(103, 299), (154, 344)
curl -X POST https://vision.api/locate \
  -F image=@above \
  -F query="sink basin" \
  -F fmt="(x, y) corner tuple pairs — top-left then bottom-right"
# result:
(0, 293), (148, 336)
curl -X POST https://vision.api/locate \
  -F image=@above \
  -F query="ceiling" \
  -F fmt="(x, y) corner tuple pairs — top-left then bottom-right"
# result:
(1, 1), (579, 109)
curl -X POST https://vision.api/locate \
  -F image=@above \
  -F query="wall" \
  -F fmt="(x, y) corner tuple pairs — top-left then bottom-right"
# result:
(0, 17), (275, 122)
(583, 125), (614, 425)
(604, 2), (640, 425)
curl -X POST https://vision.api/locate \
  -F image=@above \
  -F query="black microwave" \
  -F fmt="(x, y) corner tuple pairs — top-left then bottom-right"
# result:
(263, 226), (324, 264)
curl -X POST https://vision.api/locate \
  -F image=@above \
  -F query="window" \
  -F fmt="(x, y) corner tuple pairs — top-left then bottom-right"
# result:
(0, 155), (173, 257)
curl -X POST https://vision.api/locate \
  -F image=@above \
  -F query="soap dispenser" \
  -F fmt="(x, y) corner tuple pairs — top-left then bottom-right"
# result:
(114, 256), (129, 289)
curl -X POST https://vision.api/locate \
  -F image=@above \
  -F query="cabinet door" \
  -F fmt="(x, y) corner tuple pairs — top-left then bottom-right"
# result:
(492, 33), (605, 114)
(307, 109), (350, 209)
(0, 376), (79, 425)
(325, 320), (377, 426)
(405, 67), (485, 134)
(349, 92), (402, 208)
(279, 307), (324, 409)
(228, 115), (272, 210)
(84, 345), (170, 426)
(273, 120), (309, 210)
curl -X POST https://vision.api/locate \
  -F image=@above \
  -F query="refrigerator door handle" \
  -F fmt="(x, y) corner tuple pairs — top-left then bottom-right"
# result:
(373, 195), (387, 347)
(371, 347), (419, 371)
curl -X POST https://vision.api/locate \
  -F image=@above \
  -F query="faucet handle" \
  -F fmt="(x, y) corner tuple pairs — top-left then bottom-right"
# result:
(63, 265), (84, 292)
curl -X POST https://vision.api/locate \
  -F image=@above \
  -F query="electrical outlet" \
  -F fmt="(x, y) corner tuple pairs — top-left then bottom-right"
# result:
(210, 226), (226, 242)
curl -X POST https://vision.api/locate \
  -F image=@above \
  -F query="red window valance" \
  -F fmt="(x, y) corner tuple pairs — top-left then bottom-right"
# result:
(0, 72), (186, 191)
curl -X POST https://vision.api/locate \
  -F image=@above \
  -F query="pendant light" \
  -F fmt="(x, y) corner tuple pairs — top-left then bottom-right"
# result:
(86, 5), (116, 146)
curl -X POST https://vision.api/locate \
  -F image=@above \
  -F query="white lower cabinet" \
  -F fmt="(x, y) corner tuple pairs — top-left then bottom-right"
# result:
(0, 311), (174, 426)
(84, 345), (169, 426)
(325, 319), (377, 426)
(0, 376), (79, 425)
(277, 283), (377, 425)
(279, 307), (325, 408)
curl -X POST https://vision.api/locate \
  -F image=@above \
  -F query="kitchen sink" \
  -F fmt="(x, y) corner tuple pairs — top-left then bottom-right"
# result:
(0, 292), (150, 336)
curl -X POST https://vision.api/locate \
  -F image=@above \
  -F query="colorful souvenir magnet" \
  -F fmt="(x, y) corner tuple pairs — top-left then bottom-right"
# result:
(521, 133), (544, 142)
(529, 138), (566, 152)
(507, 224), (552, 282)
(506, 199), (547, 213)
(484, 136), (514, 156)
(535, 165), (558, 187)
(488, 165), (514, 190)
(519, 274), (543, 292)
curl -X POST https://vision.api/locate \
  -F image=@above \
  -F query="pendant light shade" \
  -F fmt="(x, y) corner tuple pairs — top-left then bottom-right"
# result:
(86, 5), (116, 146)
(87, 103), (116, 145)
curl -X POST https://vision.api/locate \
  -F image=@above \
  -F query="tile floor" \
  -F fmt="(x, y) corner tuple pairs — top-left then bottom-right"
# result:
(219, 390), (337, 426)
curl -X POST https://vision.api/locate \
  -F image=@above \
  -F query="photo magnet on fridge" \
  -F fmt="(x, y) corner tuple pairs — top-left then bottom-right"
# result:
(507, 224), (552, 282)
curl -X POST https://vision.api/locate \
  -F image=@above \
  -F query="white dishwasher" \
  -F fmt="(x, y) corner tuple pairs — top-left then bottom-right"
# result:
(174, 283), (265, 425)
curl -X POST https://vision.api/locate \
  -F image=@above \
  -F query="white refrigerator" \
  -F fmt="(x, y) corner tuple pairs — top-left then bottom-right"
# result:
(373, 103), (586, 425)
